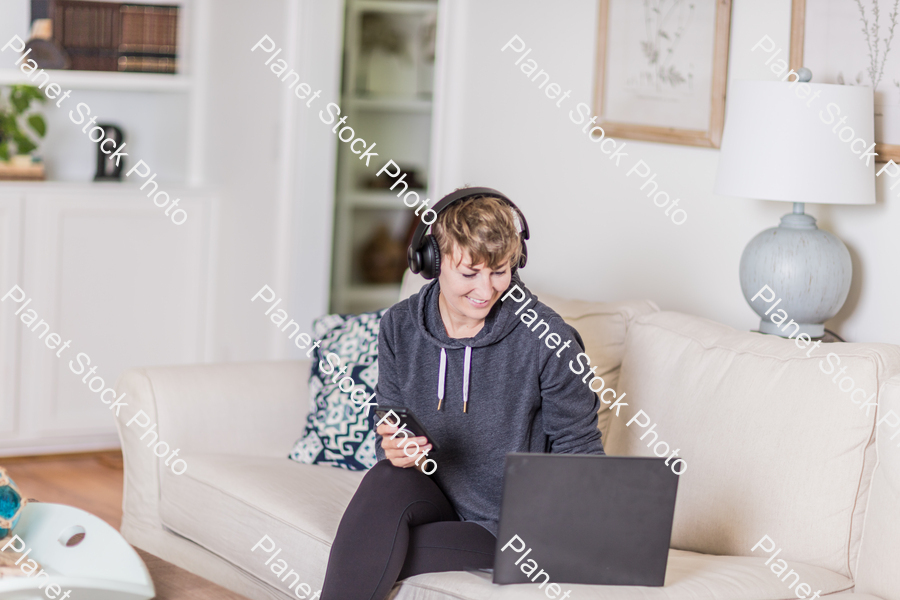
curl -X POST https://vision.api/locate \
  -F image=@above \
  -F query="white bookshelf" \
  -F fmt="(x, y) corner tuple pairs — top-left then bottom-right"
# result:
(0, 0), (216, 456)
(0, 0), (202, 183)
(330, 0), (438, 314)
(344, 95), (432, 113)
(354, 0), (438, 13)
(0, 68), (192, 92)
(347, 191), (411, 209)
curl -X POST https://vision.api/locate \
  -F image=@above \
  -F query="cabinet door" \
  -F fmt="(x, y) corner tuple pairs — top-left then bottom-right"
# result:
(15, 186), (213, 448)
(0, 194), (23, 439)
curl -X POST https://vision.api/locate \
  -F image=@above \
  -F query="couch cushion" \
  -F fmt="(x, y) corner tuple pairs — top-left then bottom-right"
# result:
(159, 454), (364, 594)
(606, 311), (900, 579)
(855, 374), (900, 599)
(393, 550), (852, 600)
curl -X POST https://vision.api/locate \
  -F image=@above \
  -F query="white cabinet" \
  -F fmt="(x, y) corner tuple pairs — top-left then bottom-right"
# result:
(0, 194), (23, 439)
(0, 183), (214, 456)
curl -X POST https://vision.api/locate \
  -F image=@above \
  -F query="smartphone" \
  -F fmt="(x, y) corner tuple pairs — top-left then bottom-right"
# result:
(374, 405), (440, 453)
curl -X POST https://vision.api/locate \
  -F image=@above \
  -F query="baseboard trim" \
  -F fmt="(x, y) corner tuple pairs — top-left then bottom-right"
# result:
(0, 435), (121, 458)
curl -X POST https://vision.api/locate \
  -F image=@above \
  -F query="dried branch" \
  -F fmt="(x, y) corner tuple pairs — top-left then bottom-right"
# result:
(851, 0), (899, 90)
(853, 0), (879, 87)
(876, 0), (900, 89)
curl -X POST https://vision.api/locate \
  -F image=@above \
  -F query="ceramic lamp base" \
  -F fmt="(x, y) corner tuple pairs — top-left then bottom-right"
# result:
(758, 317), (824, 338)
(740, 211), (851, 339)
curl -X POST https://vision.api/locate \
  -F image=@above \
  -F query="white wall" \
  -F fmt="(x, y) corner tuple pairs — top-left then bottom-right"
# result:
(200, 0), (342, 361)
(200, 1), (285, 360)
(283, 0), (345, 359)
(432, 0), (900, 344)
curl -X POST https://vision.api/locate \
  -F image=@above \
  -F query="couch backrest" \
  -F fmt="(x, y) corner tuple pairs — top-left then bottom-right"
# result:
(399, 270), (430, 302)
(534, 292), (659, 440)
(854, 373), (900, 598)
(398, 271), (659, 442)
(605, 311), (900, 579)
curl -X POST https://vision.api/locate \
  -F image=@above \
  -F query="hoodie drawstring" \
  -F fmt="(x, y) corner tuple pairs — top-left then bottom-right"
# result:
(463, 346), (472, 413)
(437, 348), (447, 411)
(437, 346), (472, 413)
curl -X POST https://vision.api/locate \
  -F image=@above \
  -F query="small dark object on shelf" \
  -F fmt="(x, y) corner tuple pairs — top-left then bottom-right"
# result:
(24, 38), (70, 70)
(366, 166), (426, 191)
(93, 124), (125, 181)
(22, 18), (70, 70)
(360, 225), (406, 284)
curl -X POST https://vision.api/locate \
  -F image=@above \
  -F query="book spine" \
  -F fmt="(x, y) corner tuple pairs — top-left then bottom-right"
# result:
(116, 3), (179, 73)
(54, 1), (119, 71)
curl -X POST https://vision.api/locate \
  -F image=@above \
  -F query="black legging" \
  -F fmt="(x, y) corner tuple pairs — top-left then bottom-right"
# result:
(321, 460), (496, 600)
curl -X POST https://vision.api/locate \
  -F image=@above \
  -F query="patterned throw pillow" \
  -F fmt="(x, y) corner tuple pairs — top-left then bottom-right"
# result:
(289, 309), (386, 470)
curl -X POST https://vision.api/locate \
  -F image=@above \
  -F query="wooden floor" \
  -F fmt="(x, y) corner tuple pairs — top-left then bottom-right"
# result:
(3, 451), (248, 600)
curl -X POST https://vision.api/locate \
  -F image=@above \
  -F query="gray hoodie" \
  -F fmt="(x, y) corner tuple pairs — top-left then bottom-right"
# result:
(374, 274), (604, 536)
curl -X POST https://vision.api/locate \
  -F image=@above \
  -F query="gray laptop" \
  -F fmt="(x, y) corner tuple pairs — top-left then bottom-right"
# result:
(492, 454), (679, 587)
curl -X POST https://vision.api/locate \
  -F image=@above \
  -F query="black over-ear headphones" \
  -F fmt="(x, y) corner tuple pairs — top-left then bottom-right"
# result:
(407, 187), (530, 280)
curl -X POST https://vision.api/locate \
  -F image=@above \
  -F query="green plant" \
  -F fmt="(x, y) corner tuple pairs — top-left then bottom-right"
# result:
(0, 85), (48, 161)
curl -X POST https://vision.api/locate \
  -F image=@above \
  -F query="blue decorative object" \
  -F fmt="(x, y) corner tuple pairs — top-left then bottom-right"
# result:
(0, 467), (27, 538)
(289, 310), (386, 470)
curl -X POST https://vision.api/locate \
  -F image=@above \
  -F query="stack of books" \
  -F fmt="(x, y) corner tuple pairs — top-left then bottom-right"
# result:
(118, 5), (179, 73)
(51, 1), (179, 74)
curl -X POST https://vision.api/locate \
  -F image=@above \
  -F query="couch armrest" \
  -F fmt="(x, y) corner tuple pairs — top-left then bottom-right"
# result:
(115, 360), (310, 458)
(112, 360), (310, 540)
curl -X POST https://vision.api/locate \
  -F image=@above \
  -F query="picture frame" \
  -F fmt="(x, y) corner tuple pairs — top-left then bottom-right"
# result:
(790, 0), (900, 162)
(593, 0), (732, 148)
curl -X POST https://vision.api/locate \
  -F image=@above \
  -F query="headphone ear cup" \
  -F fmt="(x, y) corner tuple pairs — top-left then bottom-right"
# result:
(407, 244), (422, 275)
(420, 235), (441, 280)
(519, 240), (528, 269)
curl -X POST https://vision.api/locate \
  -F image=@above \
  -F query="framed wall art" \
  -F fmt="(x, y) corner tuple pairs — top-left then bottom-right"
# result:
(593, 0), (732, 148)
(790, 0), (900, 162)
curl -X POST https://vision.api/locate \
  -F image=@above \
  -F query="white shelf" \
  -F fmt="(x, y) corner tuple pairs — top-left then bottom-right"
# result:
(346, 95), (432, 113)
(0, 68), (191, 92)
(350, 0), (437, 14)
(347, 191), (423, 209)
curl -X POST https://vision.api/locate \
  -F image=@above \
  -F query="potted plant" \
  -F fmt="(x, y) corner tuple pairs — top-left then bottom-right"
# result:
(0, 85), (47, 167)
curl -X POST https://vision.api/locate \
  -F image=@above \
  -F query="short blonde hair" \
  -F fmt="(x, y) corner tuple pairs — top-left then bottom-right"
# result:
(433, 195), (522, 270)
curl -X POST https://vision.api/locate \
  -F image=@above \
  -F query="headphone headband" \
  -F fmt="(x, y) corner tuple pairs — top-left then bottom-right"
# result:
(407, 186), (530, 279)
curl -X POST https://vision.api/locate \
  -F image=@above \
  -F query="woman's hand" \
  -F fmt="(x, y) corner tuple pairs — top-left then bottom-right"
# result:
(377, 423), (432, 471)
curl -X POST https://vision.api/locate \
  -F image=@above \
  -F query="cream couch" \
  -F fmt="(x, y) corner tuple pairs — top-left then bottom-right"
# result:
(112, 277), (900, 600)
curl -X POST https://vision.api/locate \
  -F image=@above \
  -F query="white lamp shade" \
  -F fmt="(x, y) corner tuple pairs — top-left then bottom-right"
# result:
(714, 80), (875, 205)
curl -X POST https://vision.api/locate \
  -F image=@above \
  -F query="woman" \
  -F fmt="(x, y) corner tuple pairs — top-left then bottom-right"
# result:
(321, 188), (604, 599)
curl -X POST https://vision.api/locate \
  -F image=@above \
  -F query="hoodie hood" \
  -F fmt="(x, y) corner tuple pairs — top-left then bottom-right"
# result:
(408, 273), (529, 350)
(407, 274), (530, 412)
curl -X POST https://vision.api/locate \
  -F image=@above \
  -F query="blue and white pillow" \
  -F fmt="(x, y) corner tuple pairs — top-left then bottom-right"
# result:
(289, 309), (386, 470)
